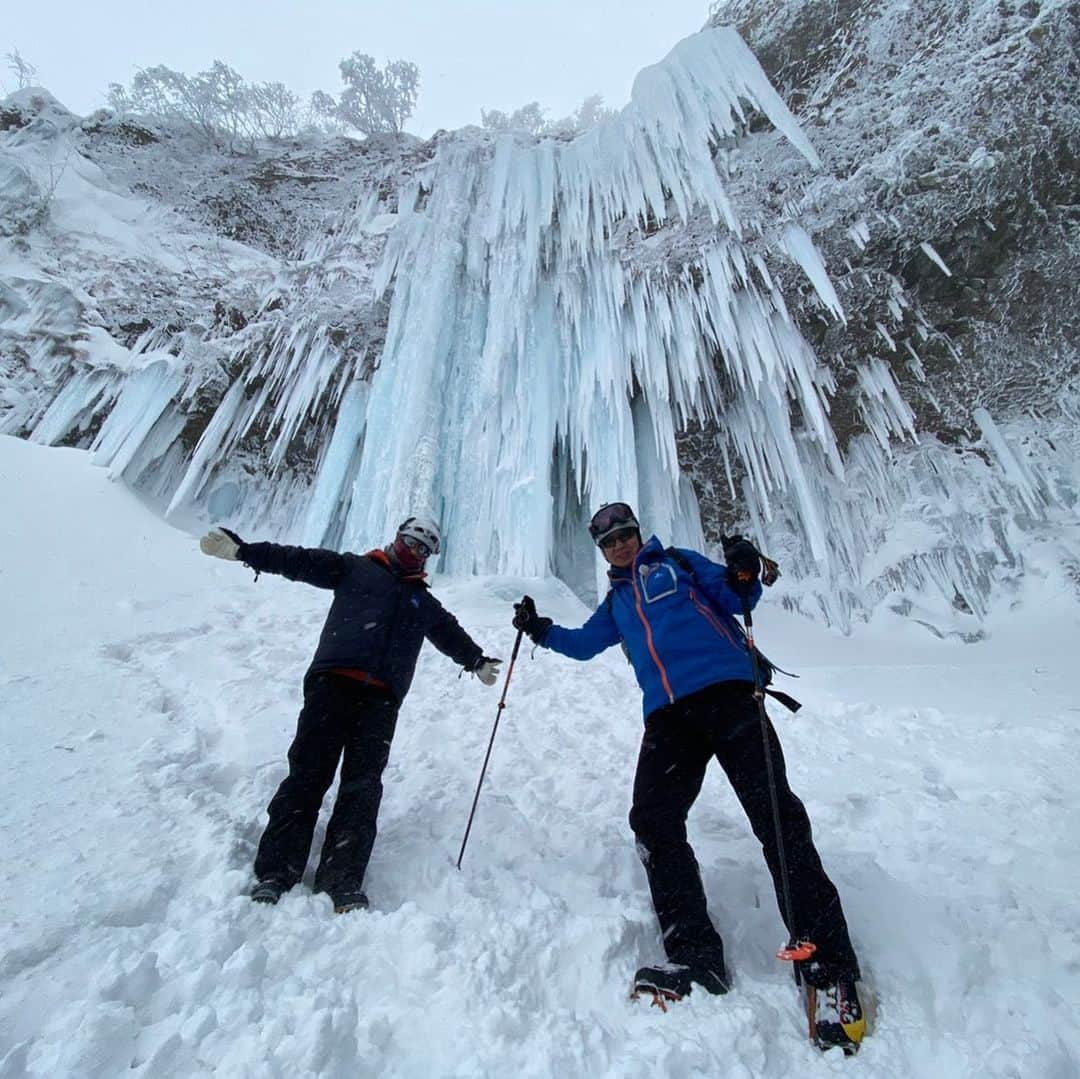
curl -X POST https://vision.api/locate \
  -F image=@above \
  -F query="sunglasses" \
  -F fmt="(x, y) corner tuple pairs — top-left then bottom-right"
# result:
(599, 526), (638, 550)
(401, 535), (432, 558)
(588, 502), (637, 543)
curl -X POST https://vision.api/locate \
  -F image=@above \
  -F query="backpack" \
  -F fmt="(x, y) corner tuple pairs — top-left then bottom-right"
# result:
(604, 547), (802, 713)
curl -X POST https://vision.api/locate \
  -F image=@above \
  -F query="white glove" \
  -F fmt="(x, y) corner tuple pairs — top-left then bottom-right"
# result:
(200, 527), (240, 561)
(473, 658), (502, 687)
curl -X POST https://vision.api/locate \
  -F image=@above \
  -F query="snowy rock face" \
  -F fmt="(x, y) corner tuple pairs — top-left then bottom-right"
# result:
(696, 0), (1080, 623)
(708, 0), (1078, 427)
(1, 20), (1076, 632)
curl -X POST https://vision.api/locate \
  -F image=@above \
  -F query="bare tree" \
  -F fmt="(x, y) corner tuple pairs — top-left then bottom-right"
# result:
(248, 81), (300, 139)
(306, 90), (345, 135)
(5, 48), (37, 90)
(107, 61), (297, 148)
(105, 52), (419, 144)
(327, 53), (420, 135)
(108, 64), (222, 140)
(196, 61), (249, 146)
(573, 94), (616, 129)
(481, 102), (547, 135)
(481, 94), (614, 137)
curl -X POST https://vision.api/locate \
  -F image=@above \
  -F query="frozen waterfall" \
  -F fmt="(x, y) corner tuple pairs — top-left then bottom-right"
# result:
(263, 27), (837, 600)
(6, 26), (1075, 626)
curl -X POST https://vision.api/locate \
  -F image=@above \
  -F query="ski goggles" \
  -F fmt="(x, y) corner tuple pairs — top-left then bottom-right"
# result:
(598, 527), (639, 550)
(400, 534), (433, 559)
(398, 517), (441, 555)
(588, 502), (640, 546)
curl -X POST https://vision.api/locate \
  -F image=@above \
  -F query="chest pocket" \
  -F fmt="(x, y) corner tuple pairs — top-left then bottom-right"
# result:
(637, 561), (679, 604)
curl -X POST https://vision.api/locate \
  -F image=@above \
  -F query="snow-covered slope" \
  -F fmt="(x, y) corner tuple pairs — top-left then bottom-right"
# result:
(2, 435), (1078, 1077)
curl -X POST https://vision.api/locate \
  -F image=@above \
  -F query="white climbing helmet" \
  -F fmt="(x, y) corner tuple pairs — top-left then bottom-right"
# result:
(397, 514), (442, 556)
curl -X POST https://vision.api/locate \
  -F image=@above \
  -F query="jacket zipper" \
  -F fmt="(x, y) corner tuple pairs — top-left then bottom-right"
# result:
(630, 571), (675, 703)
(689, 589), (742, 649)
(375, 564), (408, 676)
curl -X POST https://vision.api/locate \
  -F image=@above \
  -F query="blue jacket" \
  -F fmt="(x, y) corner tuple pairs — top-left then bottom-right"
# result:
(542, 536), (763, 719)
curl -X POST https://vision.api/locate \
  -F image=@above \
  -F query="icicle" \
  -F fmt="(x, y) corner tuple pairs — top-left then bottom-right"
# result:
(973, 407), (1042, 515)
(856, 358), (917, 449)
(847, 220), (870, 250)
(301, 379), (370, 547)
(919, 241), (953, 277)
(31, 370), (114, 447)
(782, 224), (845, 323)
(91, 359), (184, 478)
(165, 380), (248, 518)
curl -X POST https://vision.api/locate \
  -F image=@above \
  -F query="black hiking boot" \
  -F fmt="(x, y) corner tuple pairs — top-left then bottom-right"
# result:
(331, 890), (369, 914)
(632, 954), (729, 1007)
(250, 879), (287, 905)
(801, 962), (866, 1054)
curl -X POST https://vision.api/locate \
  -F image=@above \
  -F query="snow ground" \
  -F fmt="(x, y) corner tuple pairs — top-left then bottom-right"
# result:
(1, 434), (1078, 1078)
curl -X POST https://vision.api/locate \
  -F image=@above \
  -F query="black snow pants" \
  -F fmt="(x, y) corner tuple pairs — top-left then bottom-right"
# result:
(253, 671), (399, 901)
(629, 681), (859, 976)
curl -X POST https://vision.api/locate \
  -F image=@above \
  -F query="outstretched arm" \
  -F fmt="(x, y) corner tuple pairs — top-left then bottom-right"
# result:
(240, 542), (349, 590)
(529, 598), (621, 661)
(200, 527), (347, 590)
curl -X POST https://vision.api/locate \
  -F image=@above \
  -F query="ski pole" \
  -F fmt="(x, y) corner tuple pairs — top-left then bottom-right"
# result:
(456, 626), (525, 870)
(741, 597), (817, 976)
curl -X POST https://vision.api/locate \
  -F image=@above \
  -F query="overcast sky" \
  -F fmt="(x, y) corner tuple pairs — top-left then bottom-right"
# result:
(4, 1), (712, 135)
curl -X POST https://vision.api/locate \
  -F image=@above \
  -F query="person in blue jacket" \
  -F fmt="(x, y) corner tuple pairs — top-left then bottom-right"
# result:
(512, 502), (865, 1053)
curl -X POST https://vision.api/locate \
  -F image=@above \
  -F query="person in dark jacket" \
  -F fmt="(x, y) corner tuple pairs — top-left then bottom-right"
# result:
(511, 502), (865, 1053)
(200, 515), (500, 914)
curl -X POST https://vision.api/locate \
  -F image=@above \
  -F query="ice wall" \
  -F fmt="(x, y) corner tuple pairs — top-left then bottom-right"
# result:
(35, 25), (834, 602)
(9, 27), (1074, 625)
(313, 26), (838, 598)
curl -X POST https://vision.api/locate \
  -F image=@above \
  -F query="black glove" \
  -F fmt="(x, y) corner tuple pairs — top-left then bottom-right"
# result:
(513, 595), (553, 644)
(722, 535), (761, 594)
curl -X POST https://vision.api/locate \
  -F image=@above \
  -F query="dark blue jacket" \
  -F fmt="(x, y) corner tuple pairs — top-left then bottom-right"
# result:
(239, 542), (484, 701)
(542, 535), (763, 719)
